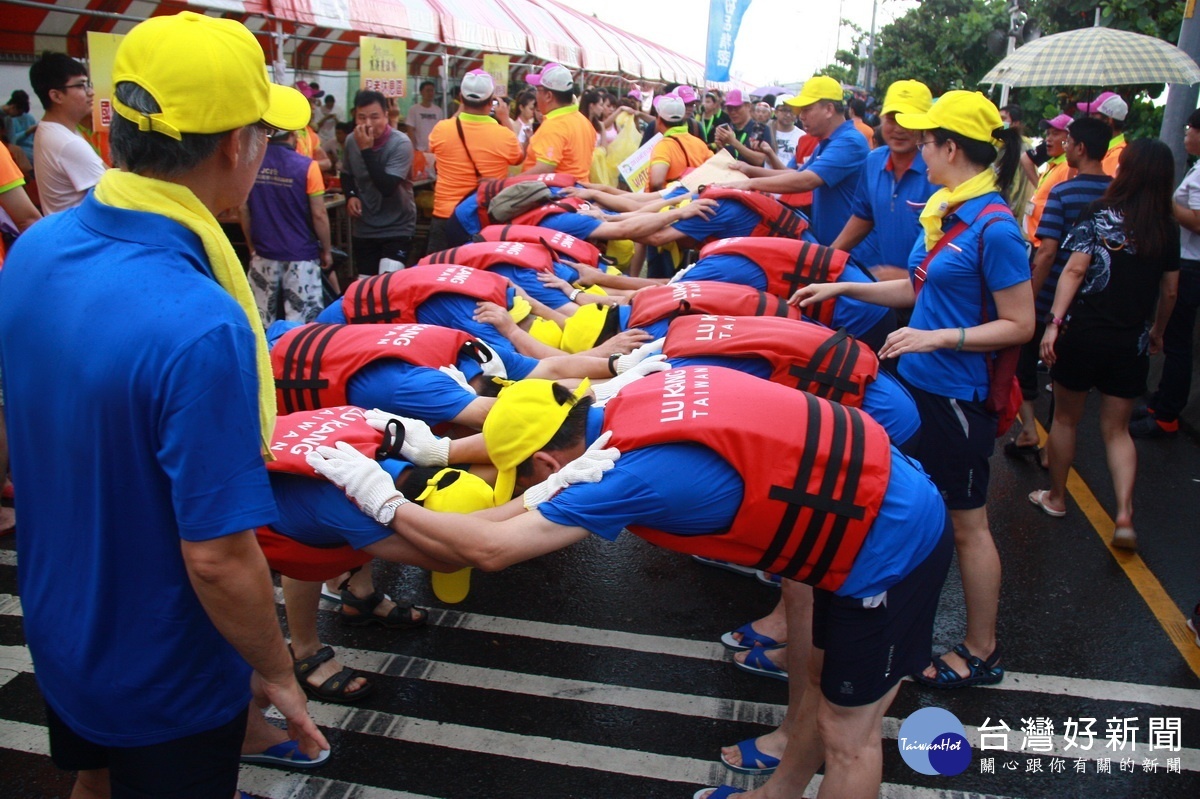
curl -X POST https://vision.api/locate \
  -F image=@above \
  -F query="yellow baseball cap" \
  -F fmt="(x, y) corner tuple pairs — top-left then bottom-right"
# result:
(111, 12), (310, 141)
(482, 378), (591, 503)
(894, 90), (1003, 144)
(560, 304), (610, 354)
(785, 76), (843, 108)
(417, 468), (495, 604)
(528, 316), (565, 348)
(508, 294), (532, 324)
(881, 80), (933, 117)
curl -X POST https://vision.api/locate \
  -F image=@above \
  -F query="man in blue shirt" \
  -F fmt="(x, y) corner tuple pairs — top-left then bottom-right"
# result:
(830, 80), (938, 273)
(306, 370), (951, 799)
(722, 76), (869, 254)
(0, 13), (326, 797)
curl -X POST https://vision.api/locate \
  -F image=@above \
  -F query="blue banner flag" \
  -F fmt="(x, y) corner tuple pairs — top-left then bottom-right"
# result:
(706, 0), (753, 83)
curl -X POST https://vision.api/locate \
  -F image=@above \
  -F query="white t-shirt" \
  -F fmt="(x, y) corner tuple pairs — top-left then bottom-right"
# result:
(405, 103), (445, 151)
(1175, 163), (1200, 261)
(33, 121), (107, 215)
(773, 126), (804, 165)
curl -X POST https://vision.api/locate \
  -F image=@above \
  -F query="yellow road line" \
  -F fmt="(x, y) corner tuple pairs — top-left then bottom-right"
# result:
(1037, 422), (1200, 678)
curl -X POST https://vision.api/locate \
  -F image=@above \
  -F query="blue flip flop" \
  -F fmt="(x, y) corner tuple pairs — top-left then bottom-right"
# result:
(734, 645), (788, 682)
(719, 621), (784, 652)
(720, 736), (780, 775)
(692, 555), (758, 577)
(240, 739), (331, 768)
(692, 787), (746, 799)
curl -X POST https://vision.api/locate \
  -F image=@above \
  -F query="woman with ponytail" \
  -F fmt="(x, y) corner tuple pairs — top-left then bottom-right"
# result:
(791, 90), (1035, 690)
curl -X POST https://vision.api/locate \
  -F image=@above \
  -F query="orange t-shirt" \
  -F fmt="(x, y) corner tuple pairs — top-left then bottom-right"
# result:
(429, 113), (523, 218)
(295, 126), (321, 160)
(852, 118), (876, 150)
(1102, 135), (1126, 177)
(649, 127), (713, 182)
(523, 105), (596, 182)
(1024, 157), (1072, 246)
(0, 145), (27, 268)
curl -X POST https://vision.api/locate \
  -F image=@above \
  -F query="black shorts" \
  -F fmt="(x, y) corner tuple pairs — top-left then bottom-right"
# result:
(351, 235), (412, 276)
(46, 703), (247, 799)
(1016, 321), (1047, 402)
(905, 380), (997, 510)
(1050, 331), (1149, 399)
(812, 516), (954, 706)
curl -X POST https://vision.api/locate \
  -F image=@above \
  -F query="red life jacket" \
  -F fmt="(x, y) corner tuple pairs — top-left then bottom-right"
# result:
(475, 172), (578, 228)
(272, 323), (478, 414)
(627, 281), (800, 330)
(417, 240), (555, 273)
(477, 224), (602, 268)
(697, 187), (810, 241)
(605, 366), (891, 591)
(266, 405), (404, 477)
(341, 266), (509, 324)
(509, 196), (586, 227)
(697, 237), (849, 327)
(663, 315), (878, 407)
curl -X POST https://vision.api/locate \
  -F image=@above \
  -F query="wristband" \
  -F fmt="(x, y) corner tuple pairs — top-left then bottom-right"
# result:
(955, 327), (966, 352)
(607, 353), (620, 376)
(569, 288), (583, 302)
(1050, 317), (1065, 327)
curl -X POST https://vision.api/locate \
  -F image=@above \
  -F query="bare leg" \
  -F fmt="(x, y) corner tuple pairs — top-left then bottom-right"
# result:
(70, 769), (110, 799)
(813, 684), (901, 798)
(922, 505), (999, 679)
(1014, 399), (1039, 447)
(1098, 393), (1137, 528)
(1043, 383), (1088, 511)
(240, 700), (289, 754)
(0, 406), (14, 533)
(281, 576), (368, 693)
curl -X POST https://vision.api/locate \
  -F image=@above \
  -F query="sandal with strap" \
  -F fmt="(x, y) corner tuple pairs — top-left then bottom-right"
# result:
(912, 643), (1003, 689)
(720, 736), (780, 775)
(719, 621), (784, 652)
(292, 645), (373, 704)
(340, 589), (428, 629)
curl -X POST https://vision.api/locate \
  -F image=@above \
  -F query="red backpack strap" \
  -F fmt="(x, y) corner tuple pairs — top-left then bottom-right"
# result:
(912, 203), (1014, 297)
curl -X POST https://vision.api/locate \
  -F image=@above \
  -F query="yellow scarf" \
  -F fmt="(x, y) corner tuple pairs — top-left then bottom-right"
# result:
(918, 168), (998, 251)
(93, 170), (276, 455)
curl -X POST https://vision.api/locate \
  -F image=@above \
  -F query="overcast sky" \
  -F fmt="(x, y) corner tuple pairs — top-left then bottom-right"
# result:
(557, 0), (918, 85)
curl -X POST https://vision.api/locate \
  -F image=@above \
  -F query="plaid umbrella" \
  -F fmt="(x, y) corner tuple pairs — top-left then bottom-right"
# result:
(981, 26), (1200, 87)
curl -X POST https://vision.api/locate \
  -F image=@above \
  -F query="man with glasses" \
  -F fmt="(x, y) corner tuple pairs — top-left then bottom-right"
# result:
(29, 51), (107, 213)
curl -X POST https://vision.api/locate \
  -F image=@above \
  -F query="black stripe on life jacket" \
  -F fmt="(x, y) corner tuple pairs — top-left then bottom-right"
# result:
(786, 328), (864, 403)
(275, 324), (339, 414)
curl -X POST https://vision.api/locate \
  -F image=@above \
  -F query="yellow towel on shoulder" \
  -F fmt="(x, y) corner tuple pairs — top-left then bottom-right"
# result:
(93, 169), (276, 456)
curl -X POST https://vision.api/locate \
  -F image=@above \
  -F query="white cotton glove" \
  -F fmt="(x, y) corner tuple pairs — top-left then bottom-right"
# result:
(593, 355), (671, 405)
(523, 431), (621, 510)
(476, 341), (508, 379)
(615, 338), (666, 375)
(364, 409), (451, 467)
(306, 441), (408, 524)
(439, 364), (477, 395)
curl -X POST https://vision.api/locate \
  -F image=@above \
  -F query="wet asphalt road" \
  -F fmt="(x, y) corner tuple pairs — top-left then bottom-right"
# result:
(1, 390), (1199, 798)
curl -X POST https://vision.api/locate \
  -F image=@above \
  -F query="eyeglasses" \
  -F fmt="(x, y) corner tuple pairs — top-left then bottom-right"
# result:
(253, 121), (284, 140)
(61, 80), (93, 92)
(917, 137), (938, 151)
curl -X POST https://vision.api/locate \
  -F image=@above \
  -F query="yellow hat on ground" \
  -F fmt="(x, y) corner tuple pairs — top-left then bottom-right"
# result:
(560, 303), (610, 354)
(112, 12), (309, 141)
(895, 90), (1003, 145)
(881, 80), (933, 117)
(785, 75), (843, 108)
(508, 294), (532, 324)
(483, 379), (590, 503)
(417, 468), (496, 604)
(528, 316), (564, 348)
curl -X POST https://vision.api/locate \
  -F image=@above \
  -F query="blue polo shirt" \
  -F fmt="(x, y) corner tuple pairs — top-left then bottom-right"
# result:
(849, 146), (937, 268)
(671, 194), (763, 242)
(679, 253), (890, 339)
(900, 193), (1031, 401)
(801, 119), (869, 246)
(453, 187), (604, 240)
(269, 460), (409, 550)
(0, 194), (276, 746)
(540, 402), (945, 598)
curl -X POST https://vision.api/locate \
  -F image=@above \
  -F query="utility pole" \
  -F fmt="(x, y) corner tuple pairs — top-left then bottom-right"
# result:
(1160, 5), (1200, 184)
(866, 0), (878, 92)
(998, 0), (1024, 108)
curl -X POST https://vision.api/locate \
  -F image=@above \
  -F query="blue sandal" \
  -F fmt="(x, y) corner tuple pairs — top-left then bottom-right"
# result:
(719, 621), (784, 652)
(693, 788), (745, 799)
(733, 645), (788, 682)
(912, 643), (1004, 689)
(720, 736), (780, 775)
(240, 738), (330, 768)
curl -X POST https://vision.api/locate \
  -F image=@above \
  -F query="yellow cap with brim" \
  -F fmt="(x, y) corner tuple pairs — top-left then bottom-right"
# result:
(560, 303), (610, 354)
(528, 316), (564, 348)
(508, 294), (532, 325)
(112, 12), (310, 141)
(417, 468), (495, 604)
(483, 378), (591, 504)
(894, 90), (1003, 145)
(785, 75), (843, 108)
(881, 80), (933, 117)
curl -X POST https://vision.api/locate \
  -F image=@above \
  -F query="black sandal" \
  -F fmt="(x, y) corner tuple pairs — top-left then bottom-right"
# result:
(292, 645), (372, 704)
(340, 589), (428, 630)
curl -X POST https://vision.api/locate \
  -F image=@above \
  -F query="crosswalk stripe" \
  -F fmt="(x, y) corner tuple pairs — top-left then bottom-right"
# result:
(4, 591), (1200, 713)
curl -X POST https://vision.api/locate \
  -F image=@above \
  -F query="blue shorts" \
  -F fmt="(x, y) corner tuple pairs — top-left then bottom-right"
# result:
(904, 380), (997, 510)
(812, 516), (953, 706)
